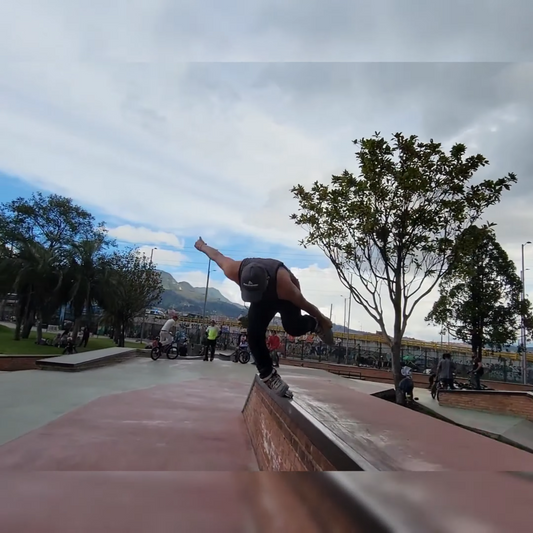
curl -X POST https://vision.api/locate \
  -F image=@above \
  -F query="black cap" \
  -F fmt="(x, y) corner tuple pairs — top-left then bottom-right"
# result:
(240, 262), (268, 303)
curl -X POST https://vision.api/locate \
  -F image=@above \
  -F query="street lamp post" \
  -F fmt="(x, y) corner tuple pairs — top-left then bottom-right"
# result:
(521, 242), (531, 385)
(140, 247), (158, 342)
(202, 259), (212, 322)
(345, 273), (353, 363)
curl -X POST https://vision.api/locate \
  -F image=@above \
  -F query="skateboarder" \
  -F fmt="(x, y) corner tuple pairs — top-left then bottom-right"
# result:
(195, 237), (334, 398)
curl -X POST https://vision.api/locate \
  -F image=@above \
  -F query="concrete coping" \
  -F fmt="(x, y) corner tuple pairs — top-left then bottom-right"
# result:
(243, 375), (377, 471)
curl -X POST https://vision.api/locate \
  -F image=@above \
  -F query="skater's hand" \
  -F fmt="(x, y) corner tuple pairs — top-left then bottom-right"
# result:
(194, 237), (207, 252)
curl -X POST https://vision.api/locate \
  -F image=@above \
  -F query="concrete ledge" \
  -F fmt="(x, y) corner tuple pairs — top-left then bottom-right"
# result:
(439, 389), (533, 421)
(0, 355), (58, 371)
(242, 376), (374, 471)
(36, 348), (139, 372)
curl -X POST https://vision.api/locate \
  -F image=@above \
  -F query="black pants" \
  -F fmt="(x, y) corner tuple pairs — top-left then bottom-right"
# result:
(205, 339), (216, 360)
(248, 299), (316, 379)
(441, 378), (454, 389)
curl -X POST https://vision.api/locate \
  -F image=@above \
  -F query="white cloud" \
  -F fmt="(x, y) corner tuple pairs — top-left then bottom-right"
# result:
(138, 246), (187, 267)
(1, 1), (531, 340)
(108, 225), (184, 248)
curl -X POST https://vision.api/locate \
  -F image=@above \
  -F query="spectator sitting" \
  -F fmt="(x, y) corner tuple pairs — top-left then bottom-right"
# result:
(62, 336), (78, 355)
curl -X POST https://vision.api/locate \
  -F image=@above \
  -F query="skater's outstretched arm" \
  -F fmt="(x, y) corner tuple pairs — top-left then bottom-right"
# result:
(277, 269), (332, 329)
(194, 237), (240, 284)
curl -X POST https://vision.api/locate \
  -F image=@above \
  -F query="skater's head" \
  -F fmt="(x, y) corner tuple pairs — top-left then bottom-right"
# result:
(240, 262), (269, 302)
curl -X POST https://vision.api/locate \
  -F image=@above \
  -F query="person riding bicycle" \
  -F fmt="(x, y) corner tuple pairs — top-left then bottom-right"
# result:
(160, 315), (178, 347)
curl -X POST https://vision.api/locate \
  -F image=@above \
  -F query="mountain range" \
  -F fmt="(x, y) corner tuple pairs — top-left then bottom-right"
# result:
(158, 271), (246, 318)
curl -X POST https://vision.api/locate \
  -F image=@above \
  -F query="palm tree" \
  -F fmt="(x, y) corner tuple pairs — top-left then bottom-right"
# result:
(66, 237), (107, 341)
(11, 242), (66, 341)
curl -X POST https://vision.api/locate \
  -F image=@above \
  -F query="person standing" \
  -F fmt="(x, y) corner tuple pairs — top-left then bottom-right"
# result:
(204, 320), (219, 362)
(267, 330), (281, 368)
(436, 353), (455, 389)
(194, 237), (334, 398)
(471, 355), (484, 389)
(81, 327), (90, 348)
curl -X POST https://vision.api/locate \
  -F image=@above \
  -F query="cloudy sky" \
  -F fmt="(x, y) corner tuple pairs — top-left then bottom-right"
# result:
(1, 0), (532, 340)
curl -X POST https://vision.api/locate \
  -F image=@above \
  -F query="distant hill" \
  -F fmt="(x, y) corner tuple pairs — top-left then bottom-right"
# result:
(158, 271), (246, 318)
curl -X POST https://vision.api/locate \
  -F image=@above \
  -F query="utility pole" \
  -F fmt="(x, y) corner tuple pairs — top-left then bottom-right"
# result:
(345, 274), (353, 362)
(141, 247), (157, 342)
(343, 297), (347, 341)
(521, 242), (531, 384)
(202, 259), (212, 322)
(329, 304), (333, 320)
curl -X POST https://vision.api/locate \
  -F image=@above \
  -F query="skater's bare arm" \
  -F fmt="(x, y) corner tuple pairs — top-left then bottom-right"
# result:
(277, 270), (325, 321)
(194, 237), (240, 283)
(289, 271), (301, 289)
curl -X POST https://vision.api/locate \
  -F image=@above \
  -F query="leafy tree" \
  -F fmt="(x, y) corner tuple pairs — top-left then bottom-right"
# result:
(10, 242), (66, 341)
(426, 225), (533, 359)
(0, 193), (106, 340)
(65, 235), (112, 340)
(98, 250), (163, 347)
(0, 192), (99, 250)
(291, 132), (516, 396)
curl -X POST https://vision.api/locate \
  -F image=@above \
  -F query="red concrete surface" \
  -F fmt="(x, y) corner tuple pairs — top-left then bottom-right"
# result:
(0, 473), (251, 533)
(331, 472), (533, 532)
(0, 378), (258, 471)
(286, 372), (533, 471)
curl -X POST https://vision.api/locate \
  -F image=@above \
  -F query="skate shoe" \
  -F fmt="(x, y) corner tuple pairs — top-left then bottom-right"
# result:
(262, 370), (293, 398)
(315, 320), (334, 346)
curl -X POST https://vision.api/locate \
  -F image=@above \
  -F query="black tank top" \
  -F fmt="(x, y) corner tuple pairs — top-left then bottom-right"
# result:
(238, 258), (287, 301)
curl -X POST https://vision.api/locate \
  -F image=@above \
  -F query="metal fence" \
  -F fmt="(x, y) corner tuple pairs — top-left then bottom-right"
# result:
(125, 321), (533, 385)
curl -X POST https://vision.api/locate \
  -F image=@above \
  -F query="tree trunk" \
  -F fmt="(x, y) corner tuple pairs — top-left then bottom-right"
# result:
(113, 319), (120, 344)
(393, 257), (404, 403)
(119, 322), (125, 347)
(13, 298), (24, 341)
(36, 311), (43, 344)
(0, 296), (7, 321)
(391, 340), (403, 403)
(21, 296), (34, 339)
(71, 316), (82, 344)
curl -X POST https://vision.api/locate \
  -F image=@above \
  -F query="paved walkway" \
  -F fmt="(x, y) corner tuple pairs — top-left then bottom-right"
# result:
(415, 387), (533, 451)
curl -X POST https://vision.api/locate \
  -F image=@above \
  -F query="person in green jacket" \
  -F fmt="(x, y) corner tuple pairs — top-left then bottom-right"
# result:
(204, 320), (220, 362)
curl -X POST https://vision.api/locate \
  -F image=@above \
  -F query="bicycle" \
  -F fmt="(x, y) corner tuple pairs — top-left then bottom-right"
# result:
(150, 338), (179, 361)
(232, 344), (251, 364)
(431, 379), (448, 400)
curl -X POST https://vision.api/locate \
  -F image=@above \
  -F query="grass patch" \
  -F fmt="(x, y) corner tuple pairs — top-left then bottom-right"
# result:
(0, 325), (139, 355)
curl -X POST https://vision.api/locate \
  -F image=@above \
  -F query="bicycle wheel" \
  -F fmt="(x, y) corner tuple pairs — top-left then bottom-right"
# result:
(151, 346), (162, 361)
(431, 385), (437, 399)
(166, 344), (179, 360)
(239, 350), (251, 364)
